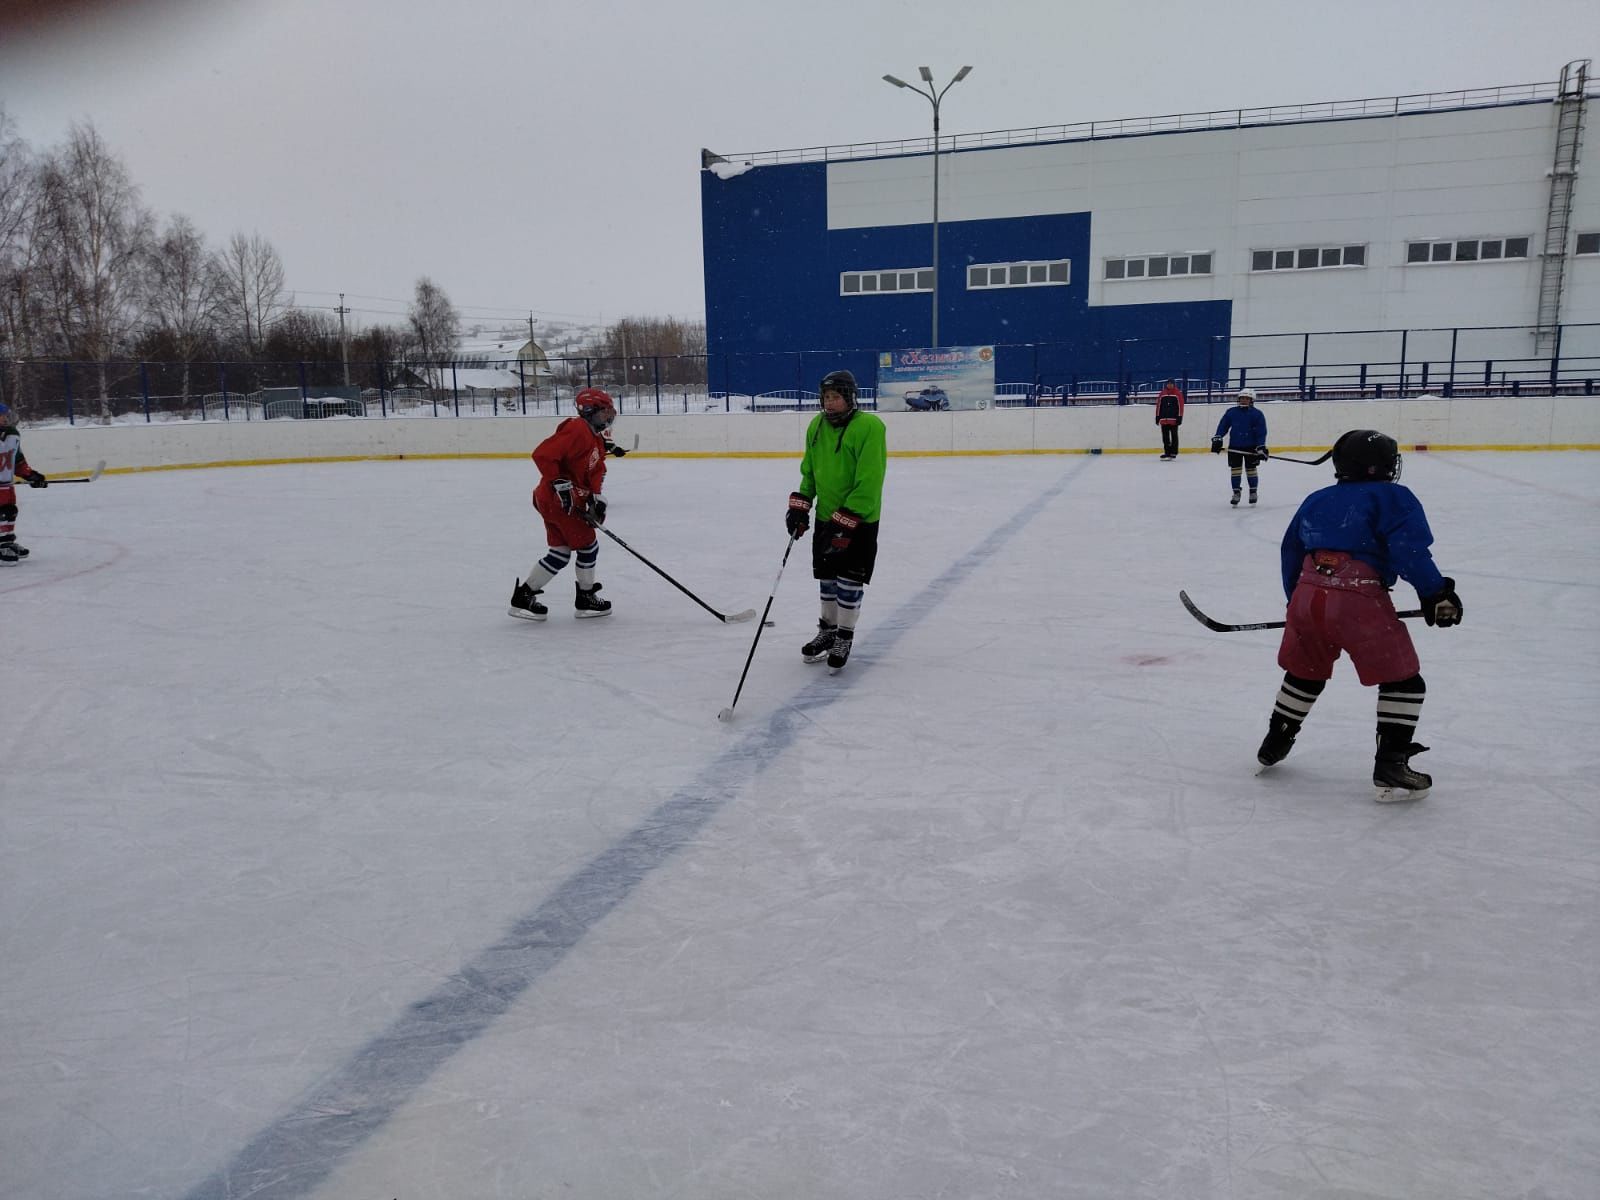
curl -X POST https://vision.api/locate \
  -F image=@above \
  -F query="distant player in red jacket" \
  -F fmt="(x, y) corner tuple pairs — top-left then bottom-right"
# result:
(509, 387), (616, 620)
(1, 402), (48, 563)
(1155, 378), (1185, 459)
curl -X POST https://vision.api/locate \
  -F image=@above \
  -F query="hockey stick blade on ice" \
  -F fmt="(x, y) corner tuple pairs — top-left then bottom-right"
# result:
(593, 523), (755, 623)
(42, 459), (107, 484)
(718, 536), (796, 721)
(1179, 588), (1422, 633)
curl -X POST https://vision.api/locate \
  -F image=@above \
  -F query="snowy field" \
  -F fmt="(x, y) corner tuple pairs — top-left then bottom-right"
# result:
(3, 449), (1597, 1200)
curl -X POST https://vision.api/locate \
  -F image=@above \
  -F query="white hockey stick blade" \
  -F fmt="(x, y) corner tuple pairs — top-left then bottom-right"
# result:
(723, 608), (758, 623)
(89, 459), (106, 482)
(716, 707), (735, 722)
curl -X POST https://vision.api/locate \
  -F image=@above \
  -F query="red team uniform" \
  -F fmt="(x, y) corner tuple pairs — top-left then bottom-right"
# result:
(508, 388), (618, 621)
(1, 403), (48, 563)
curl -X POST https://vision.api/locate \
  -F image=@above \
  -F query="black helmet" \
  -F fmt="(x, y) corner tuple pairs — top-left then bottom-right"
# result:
(1332, 429), (1401, 482)
(819, 369), (858, 425)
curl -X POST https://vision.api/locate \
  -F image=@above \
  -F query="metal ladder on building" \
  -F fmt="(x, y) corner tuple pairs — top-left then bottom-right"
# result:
(1535, 59), (1590, 352)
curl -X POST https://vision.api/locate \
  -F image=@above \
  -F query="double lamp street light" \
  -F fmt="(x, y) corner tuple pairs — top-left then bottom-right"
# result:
(883, 65), (972, 349)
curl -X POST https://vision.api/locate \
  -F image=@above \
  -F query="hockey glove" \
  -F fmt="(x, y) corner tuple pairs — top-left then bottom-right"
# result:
(585, 494), (607, 526)
(1210, 437), (1223, 454)
(28, 473), (46, 488)
(785, 492), (811, 538)
(1255, 445), (1268, 460)
(1421, 578), (1463, 628)
(607, 442), (628, 458)
(825, 508), (862, 555)
(553, 479), (574, 514)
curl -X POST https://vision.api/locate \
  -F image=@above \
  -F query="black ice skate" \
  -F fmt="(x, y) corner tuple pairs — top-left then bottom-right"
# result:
(1249, 489), (1259, 505)
(1230, 490), (1241, 507)
(1256, 715), (1300, 767)
(574, 582), (612, 618)
(826, 628), (854, 673)
(0, 542), (20, 564)
(508, 578), (547, 621)
(1373, 740), (1432, 803)
(801, 621), (837, 663)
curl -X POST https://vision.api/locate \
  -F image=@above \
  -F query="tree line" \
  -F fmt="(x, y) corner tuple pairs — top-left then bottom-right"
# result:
(0, 108), (705, 414)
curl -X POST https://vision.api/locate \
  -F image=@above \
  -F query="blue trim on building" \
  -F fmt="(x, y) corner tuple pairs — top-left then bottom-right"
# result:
(702, 162), (1232, 396)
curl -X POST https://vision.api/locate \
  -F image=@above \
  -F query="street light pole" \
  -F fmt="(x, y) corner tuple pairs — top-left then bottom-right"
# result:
(883, 65), (972, 348)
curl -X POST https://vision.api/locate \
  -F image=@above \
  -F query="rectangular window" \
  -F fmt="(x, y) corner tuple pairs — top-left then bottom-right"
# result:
(967, 258), (1072, 289)
(1578, 232), (1600, 255)
(1106, 252), (1214, 282)
(1253, 245), (1368, 272)
(1405, 236), (1530, 265)
(841, 267), (931, 296)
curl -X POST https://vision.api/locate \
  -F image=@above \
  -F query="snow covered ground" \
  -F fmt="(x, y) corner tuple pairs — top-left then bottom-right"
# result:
(3, 449), (1596, 1200)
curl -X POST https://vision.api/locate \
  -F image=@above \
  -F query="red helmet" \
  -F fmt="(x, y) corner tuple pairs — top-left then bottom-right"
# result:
(574, 386), (616, 431)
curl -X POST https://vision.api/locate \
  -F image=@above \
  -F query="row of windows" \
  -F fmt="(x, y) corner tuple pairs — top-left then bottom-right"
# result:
(842, 233), (1600, 296)
(1105, 253), (1212, 280)
(1405, 237), (1529, 263)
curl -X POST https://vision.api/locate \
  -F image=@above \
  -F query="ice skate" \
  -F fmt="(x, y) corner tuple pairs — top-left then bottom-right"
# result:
(1230, 490), (1241, 507)
(508, 578), (547, 621)
(574, 582), (612, 618)
(801, 621), (837, 663)
(826, 628), (854, 673)
(0, 543), (19, 564)
(1249, 489), (1259, 505)
(1373, 741), (1431, 802)
(1256, 715), (1300, 768)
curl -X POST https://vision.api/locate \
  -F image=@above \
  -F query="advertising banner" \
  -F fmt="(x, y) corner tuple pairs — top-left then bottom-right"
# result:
(876, 345), (995, 411)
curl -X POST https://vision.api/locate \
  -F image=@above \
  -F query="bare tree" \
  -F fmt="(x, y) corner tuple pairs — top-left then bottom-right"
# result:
(142, 214), (222, 400)
(408, 276), (459, 389)
(0, 105), (41, 408)
(33, 122), (154, 413)
(214, 230), (286, 357)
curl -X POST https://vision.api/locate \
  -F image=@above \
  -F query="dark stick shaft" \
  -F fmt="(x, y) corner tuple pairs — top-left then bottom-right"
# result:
(1179, 589), (1422, 632)
(596, 524), (738, 621)
(725, 538), (795, 714)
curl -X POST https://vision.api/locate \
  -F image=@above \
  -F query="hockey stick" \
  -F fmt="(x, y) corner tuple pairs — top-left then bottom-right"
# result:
(718, 536), (796, 721)
(34, 459), (106, 484)
(593, 523), (756, 623)
(1179, 588), (1422, 633)
(1236, 448), (1333, 466)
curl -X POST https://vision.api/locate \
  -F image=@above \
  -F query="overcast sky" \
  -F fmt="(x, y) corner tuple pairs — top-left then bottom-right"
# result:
(1, 0), (1593, 333)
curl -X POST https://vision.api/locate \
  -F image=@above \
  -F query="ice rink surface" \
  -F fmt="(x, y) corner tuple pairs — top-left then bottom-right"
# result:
(3, 447), (1597, 1200)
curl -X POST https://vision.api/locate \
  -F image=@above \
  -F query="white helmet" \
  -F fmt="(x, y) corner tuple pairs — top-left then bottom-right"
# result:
(1236, 388), (1256, 403)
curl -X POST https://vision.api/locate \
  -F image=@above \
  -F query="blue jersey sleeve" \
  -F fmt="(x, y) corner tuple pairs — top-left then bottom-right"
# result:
(1379, 485), (1446, 598)
(1280, 497), (1312, 598)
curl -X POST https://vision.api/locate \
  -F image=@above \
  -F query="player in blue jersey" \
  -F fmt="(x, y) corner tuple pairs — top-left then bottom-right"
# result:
(1254, 430), (1463, 801)
(1210, 388), (1268, 505)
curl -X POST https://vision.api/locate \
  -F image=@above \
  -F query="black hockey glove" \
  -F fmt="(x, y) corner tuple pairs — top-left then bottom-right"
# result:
(585, 494), (607, 526)
(824, 508), (862, 556)
(28, 473), (47, 488)
(1421, 578), (1462, 628)
(1255, 445), (1268, 460)
(607, 442), (628, 458)
(785, 492), (811, 538)
(553, 479), (574, 513)
(1210, 437), (1223, 454)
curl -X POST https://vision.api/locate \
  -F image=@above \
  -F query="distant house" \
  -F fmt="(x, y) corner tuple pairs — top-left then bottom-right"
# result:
(402, 334), (553, 395)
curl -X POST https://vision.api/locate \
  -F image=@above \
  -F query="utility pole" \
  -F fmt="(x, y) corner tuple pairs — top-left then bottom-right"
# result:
(336, 293), (351, 386)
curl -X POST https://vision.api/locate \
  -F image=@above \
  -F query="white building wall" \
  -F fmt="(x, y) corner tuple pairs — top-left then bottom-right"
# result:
(829, 100), (1600, 378)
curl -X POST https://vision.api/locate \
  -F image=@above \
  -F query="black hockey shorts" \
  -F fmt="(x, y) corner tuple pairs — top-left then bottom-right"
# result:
(813, 517), (880, 586)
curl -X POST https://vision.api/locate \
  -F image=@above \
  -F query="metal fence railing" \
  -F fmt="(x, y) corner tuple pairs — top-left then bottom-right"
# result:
(4, 322), (1597, 426)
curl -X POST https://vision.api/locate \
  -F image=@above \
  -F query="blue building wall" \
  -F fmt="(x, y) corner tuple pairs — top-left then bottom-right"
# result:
(701, 159), (1232, 396)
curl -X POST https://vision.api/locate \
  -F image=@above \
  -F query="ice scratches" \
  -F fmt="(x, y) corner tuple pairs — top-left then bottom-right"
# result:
(180, 460), (1094, 1200)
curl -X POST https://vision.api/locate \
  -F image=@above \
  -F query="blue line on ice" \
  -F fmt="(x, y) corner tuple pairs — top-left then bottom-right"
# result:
(181, 460), (1091, 1200)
